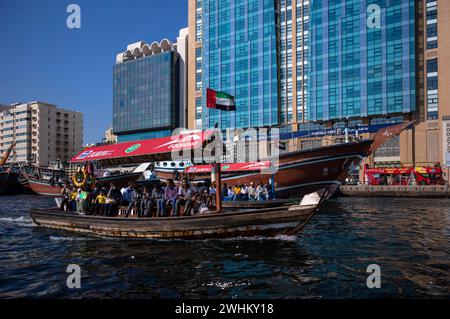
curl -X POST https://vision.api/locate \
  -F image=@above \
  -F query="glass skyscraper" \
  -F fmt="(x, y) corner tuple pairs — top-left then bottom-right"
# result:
(307, 0), (416, 121)
(196, 0), (279, 129)
(113, 50), (179, 142)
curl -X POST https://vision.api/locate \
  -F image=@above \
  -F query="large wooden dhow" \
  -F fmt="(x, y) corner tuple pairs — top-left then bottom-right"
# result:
(157, 122), (412, 198)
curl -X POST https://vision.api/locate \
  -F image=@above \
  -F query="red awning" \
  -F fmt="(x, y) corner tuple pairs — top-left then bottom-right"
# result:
(184, 161), (272, 174)
(71, 130), (212, 166)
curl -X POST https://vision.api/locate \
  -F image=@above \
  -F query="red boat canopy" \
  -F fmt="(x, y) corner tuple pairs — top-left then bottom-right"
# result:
(71, 130), (212, 166)
(184, 161), (272, 174)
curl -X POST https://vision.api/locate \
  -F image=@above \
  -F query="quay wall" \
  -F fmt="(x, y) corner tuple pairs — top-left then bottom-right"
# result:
(340, 185), (450, 198)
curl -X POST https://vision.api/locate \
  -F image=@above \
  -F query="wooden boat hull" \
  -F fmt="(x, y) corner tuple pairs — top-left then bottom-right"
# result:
(30, 204), (317, 239)
(222, 198), (303, 209)
(27, 172), (143, 196)
(28, 180), (63, 196)
(0, 172), (22, 195)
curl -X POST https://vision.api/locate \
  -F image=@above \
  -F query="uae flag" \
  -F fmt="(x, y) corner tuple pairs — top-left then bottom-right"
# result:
(206, 88), (236, 111)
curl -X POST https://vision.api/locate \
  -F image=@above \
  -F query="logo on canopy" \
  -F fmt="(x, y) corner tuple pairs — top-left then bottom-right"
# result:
(125, 144), (141, 154)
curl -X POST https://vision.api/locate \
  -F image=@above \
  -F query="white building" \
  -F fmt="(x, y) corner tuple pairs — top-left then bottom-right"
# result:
(104, 127), (117, 144)
(0, 101), (83, 166)
(114, 27), (189, 138)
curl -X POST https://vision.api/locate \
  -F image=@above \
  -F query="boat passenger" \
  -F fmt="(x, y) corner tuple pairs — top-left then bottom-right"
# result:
(60, 185), (70, 211)
(151, 184), (164, 217)
(194, 189), (210, 214)
(95, 191), (107, 215)
(182, 186), (199, 216)
(121, 182), (133, 206)
(175, 178), (193, 216)
(227, 186), (234, 201)
(68, 187), (77, 212)
(87, 184), (101, 214)
(256, 183), (268, 201)
(232, 185), (241, 201)
(125, 184), (142, 217)
(140, 186), (151, 217)
(240, 184), (249, 201)
(248, 182), (256, 201)
(76, 188), (89, 214)
(209, 185), (216, 206)
(163, 179), (178, 217)
(267, 183), (274, 200)
(105, 183), (122, 216)
(221, 183), (229, 201)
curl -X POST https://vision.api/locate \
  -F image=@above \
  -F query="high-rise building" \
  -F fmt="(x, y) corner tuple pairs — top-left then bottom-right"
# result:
(188, 0), (310, 131)
(113, 28), (189, 143)
(308, 0), (416, 121)
(400, 0), (450, 172)
(0, 101), (83, 166)
(188, 0), (450, 182)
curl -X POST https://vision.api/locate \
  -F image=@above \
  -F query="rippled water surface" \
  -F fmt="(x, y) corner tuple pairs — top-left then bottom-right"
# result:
(0, 195), (449, 298)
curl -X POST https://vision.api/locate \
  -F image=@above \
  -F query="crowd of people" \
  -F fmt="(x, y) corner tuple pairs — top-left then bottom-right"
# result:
(59, 178), (215, 217)
(222, 182), (274, 201)
(59, 178), (274, 218)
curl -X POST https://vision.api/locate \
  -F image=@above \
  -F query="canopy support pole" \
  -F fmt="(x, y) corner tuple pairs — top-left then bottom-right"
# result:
(213, 163), (222, 212)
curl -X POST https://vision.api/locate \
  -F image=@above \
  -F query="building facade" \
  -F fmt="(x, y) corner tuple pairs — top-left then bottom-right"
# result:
(188, 0), (312, 131)
(113, 28), (189, 143)
(308, 0), (416, 121)
(399, 0), (450, 175)
(0, 102), (83, 166)
(104, 127), (117, 144)
(188, 0), (450, 182)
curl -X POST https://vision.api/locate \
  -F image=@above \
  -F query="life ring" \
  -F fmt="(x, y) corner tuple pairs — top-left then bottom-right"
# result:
(72, 169), (87, 188)
(72, 169), (96, 189)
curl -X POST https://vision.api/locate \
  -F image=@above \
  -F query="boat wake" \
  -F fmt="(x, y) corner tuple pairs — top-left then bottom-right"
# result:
(49, 236), (96, 242)
(203, 280), (251, 289)
(0, 216), (35, 228)
(218, 234), (299, 242)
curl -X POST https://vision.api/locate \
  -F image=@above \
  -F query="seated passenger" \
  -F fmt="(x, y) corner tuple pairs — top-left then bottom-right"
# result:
(221, 183), (229, 201)
(240, 184), (248, 201)
(163, 179), (178, 217)
(232, 185), (241, 201)
(105, 183), (122, 216)
(248, 182), (256, 201)
(256, 183), (268, 201)
(151, 184), (164, 217)
(125, 184), (142, 217)
(140, 186), (151, 217)
(120, 182), (133, 206)
(175, 178), (196, 216)
(194, 189), (210, 214)
(227, 186), (234, 201)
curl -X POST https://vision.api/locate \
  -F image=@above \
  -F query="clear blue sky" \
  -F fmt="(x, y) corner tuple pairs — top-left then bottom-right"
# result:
(0, 0), (188, 144)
